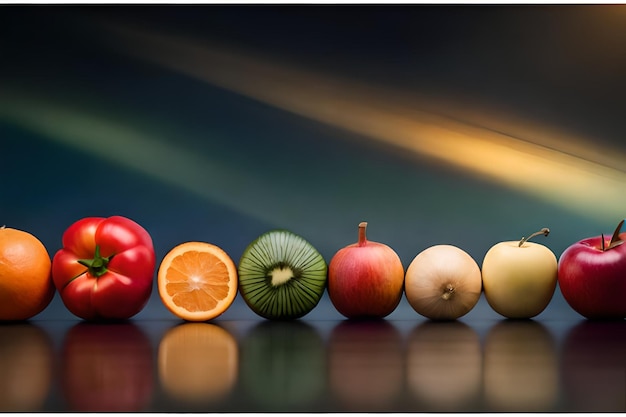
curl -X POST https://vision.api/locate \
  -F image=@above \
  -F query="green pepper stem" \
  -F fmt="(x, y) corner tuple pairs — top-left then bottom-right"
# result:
(77, 245), (113, 278)
(519, 228), (550, 247)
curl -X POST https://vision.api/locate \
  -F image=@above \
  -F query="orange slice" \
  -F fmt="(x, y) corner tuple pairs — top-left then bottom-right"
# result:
(158, 242), (238, 322)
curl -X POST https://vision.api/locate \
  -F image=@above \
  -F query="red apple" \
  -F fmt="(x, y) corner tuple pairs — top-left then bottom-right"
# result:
(328, 222), (404, 319)
(558, 220), (626, 320)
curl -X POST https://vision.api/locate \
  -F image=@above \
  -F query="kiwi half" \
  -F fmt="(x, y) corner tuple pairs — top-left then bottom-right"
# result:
(238, 230), (327, 320)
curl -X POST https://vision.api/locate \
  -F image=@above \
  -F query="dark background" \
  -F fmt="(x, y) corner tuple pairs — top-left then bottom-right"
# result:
(2, 4), (626, 412)
(2, 4), (625, 322)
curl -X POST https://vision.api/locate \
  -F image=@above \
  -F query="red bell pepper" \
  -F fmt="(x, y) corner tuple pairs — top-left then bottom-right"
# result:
(52, 216), (155, 320)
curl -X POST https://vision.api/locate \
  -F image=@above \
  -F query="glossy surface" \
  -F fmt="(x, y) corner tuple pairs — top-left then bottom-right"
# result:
(1, 314), (624, 412)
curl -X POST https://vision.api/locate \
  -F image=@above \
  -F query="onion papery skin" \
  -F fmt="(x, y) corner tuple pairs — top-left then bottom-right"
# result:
(405, 245), (482, 320)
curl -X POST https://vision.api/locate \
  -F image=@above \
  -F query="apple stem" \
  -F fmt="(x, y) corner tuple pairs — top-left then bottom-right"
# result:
(607, 219), (625, 250)
(518, 227), (550, 247)
(358, 222), (368, 247)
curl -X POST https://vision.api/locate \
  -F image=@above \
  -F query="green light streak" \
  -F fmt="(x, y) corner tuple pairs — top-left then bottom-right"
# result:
(0, 92), (298, 229)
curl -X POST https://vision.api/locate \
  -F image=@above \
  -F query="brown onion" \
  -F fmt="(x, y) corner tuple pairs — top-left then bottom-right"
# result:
(404, 244), (482, 320)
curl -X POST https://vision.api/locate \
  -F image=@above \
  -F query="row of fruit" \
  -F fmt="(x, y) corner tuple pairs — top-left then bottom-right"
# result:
(1, 215), (625, 322)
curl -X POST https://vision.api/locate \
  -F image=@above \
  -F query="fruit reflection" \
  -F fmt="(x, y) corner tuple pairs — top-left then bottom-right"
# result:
(483, 320), (558, 411)
(328, 320), (404, 411)
(0, 323), (53, 411)
(158, 322), (238, 407)
(61, 322), (153, 411)
(406, 321), (482, 411)
(561, 321), (626, 412)
(239, 320), (326, 411)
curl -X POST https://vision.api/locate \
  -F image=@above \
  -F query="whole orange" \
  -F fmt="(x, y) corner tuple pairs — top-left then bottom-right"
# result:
(0, 226), (55, 321)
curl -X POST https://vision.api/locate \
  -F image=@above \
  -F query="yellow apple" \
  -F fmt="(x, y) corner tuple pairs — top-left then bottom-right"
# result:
(481, 228), (557, 319)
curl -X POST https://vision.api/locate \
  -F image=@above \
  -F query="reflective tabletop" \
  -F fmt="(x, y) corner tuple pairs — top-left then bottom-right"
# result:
(2, 296), (624, 413)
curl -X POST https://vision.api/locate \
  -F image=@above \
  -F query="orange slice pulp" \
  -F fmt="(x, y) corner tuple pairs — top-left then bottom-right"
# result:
(157, 242), (238, 321)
